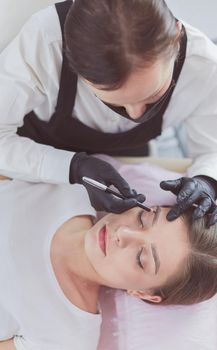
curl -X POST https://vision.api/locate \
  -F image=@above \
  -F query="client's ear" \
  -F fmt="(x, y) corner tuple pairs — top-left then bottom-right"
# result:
(127, 290), (162, 304)
(176, 20), (182, 33)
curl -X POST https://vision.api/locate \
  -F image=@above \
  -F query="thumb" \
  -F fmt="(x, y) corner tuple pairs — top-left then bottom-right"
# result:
(166, 204), (182, 221)
(160, 178), (183, 195)
(110, 197), (138, 214)
(135, 193), (146, 203)
(110, 172), (135, 198)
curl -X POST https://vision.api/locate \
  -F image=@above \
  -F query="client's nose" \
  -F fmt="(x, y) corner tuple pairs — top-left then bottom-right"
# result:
(116, 226), (142, 248)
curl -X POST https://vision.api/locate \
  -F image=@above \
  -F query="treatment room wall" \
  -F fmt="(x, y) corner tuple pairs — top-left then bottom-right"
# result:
(1, 0), (216, 51)
(0, 0), (65, 51)
(166, 0), (217, 41)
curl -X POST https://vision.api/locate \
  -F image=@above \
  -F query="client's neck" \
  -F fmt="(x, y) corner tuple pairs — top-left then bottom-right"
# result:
(51, 215), (101, 313)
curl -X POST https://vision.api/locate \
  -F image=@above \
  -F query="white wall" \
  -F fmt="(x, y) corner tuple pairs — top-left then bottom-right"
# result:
(0, 0), (217, 51)
(0, 0), (65, 51)
(166, 0), (217, 40)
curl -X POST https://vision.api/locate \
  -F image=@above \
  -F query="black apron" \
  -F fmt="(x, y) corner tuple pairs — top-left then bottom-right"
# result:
(17, 1), (187, 157)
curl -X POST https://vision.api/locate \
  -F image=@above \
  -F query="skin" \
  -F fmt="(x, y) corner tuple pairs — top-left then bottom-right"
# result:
(52, 207), (190, 312)
(86, 59), (175, 119)
(1, 208), (189, 348)
(0, 340), (16, 350)
(85, 207), (190, 298)
(0, 22), (186, 350)
(85, 21), (182, 120)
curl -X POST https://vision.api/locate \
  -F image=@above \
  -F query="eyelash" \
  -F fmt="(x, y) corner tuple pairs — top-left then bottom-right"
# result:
(138, 210), (144, 228)
(136, 247), (144, 269)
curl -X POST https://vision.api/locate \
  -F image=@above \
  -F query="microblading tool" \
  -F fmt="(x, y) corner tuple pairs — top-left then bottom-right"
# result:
(82, 176), (155, 213)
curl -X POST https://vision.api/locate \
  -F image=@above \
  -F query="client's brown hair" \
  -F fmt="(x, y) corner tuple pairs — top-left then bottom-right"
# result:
(152, 209), (217, 305)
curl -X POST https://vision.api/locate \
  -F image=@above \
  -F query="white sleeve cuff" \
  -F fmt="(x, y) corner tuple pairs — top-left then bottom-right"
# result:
(40, 147), (75, 184)
(187, 154), (217, 181)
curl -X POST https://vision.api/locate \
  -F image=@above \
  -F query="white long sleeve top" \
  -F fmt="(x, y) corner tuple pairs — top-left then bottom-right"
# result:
(0, 5), (217, 183)
(0, 180), (100, 350)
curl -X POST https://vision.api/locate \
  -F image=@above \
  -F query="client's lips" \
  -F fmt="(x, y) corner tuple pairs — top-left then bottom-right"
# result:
(99, 225), (107, 256)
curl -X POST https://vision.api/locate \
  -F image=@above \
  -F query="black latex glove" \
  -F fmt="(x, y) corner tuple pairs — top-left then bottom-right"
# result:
(160, 176), (217, 227)
(69, 152), (146, 213)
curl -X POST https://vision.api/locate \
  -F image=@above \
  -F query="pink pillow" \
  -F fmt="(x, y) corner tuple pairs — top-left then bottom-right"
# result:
(96, 156), (217, 350)
(95, 154), (183, 207)
(98, 289), (217, 350)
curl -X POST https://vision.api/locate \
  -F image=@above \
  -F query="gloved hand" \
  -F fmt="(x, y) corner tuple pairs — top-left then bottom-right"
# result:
(69, 152), (145, 213)
(160, 176), (217, 227)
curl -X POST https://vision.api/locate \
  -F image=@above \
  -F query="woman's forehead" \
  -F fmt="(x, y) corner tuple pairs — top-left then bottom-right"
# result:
(86, 58), (173, 104)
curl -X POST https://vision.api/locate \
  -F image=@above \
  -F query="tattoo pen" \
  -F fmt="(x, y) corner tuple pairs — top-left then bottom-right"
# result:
(82, 176), (155, 213)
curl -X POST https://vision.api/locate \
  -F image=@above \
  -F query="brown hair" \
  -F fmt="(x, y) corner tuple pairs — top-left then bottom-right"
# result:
(151, 209), (217, 305)
(64, 0), (179, 89)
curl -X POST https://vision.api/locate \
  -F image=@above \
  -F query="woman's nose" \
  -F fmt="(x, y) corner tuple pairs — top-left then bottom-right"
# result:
(116, 226), (142, 248)
(125, 102), (147, 119)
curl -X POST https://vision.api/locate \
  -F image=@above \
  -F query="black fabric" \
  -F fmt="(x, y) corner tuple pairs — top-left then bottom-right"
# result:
(160, 176), (217, 227)
(17, 1), (187, 156)
(69, 152), (146, 212)
(102, 78), (176, 123)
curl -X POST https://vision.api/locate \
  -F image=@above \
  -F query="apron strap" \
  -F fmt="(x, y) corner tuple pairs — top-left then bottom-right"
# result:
(54, 1), (78, 117)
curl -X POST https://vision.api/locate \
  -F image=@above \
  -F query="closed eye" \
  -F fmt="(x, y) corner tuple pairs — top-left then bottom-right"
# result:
(136, 247), (144, 269)
(137, 210), (144, 228)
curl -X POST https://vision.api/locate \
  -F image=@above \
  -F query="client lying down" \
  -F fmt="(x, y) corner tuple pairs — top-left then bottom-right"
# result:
(0, 179), (216, 350)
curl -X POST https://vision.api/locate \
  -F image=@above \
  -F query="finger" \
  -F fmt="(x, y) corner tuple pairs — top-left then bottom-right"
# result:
(131, 189), (138, 196)
(84, 186), (113, 211)
(176, 179), (197, 202)
(108, 197), (138, 214)
(192, 197), (212, 220)
(207, 206), (217, 228)
(176, 190), (202, 211)
(173, 192), (201, 218)
(160, 178), (183, 195)
(135, 193), (146, 203)
(89, 189), (138, 213)
(126, 189), (146, 202)
(166, 204), (183, 221)
(108, 172), (136, 198)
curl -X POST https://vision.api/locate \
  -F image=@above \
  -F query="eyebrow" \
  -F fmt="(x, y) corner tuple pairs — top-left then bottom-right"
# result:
(152, 206), (161, 226)
(151, 243), (160, 275)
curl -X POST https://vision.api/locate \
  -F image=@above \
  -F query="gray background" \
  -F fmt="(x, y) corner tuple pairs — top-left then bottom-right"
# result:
(166, 0), (217, 41)
(0, 0), (217, 50)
